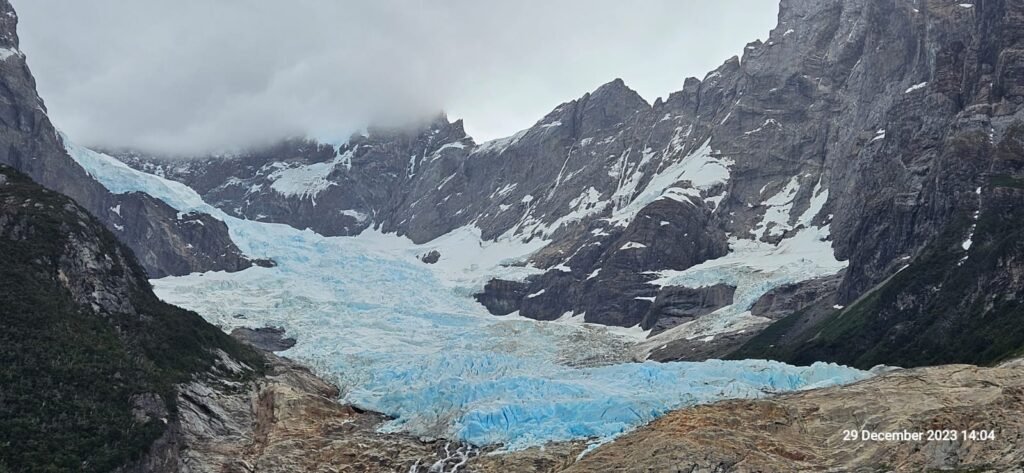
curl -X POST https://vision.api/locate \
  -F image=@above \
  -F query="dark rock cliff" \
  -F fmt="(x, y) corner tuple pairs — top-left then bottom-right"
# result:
(113, 1), (1024, 364)
(0, 0), (251, 278)
(732, 125), (1024, 369)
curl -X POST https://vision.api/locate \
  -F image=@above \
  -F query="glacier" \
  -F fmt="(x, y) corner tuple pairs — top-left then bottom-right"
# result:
(65, 138), (870, 451)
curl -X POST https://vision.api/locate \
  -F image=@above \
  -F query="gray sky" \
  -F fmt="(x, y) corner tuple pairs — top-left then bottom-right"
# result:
(13, 1), (778, 155)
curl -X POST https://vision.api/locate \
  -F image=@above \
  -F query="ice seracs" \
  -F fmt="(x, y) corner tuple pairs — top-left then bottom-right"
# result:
(639, 173), (845, 355)
(63, 135), (868, 451)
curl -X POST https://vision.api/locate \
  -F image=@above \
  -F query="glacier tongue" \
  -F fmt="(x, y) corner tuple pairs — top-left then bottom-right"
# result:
(65, 138), (869, 450)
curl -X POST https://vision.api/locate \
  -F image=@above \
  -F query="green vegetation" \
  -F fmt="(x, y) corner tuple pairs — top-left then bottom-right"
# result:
(990, 174), (1024, 189)
(727, 305), (817, 361)
(0, 167), (264, 472)
(732, 184), (1024, 369)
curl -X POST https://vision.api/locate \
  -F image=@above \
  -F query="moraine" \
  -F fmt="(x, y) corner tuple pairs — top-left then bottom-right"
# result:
(67, 136), (868, 451)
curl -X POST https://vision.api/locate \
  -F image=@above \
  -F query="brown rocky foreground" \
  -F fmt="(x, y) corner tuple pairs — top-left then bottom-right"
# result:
(173, 349), (1024, 472)
(163, 352), (586, 473)
(566, 359), (1024, 473)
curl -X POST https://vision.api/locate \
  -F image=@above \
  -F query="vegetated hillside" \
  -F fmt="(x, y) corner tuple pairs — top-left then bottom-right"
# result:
(0, 165), (264, 472)
(732, 125), (1024, 369)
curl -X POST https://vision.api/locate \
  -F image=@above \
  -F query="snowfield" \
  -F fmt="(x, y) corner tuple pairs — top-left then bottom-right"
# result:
(66, 138), (869, 451)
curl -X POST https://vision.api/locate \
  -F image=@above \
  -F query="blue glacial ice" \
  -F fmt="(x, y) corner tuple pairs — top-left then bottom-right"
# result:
(66, 139), (870, 450)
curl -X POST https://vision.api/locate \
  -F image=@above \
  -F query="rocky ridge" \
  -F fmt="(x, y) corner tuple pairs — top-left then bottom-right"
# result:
(116, 0), (1024, 368)
(0, 0), (252, 277)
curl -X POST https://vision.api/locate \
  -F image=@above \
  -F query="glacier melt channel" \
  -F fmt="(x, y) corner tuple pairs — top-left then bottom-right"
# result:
(66, 139), (870, 450)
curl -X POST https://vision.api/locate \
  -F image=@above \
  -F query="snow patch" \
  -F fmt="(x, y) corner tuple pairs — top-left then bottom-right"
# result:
(491, 183), (518, 199)
(339, 209), (369, 223)
(611, 139), (732, 226)
(641, 223), (847, 352)
(65, 132), (868, 451)
(744, 119), (781, 136)
(620, 242), (648, 250)
(475, 129), (529, 155)
(267, 149), (355, 202)
(0, 47), (21, 61)
(905, 82), (928, 93)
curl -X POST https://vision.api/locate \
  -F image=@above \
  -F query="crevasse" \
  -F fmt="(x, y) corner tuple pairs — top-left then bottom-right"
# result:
(65, 137), (870, 450)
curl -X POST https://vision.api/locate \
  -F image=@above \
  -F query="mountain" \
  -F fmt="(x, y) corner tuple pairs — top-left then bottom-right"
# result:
(0, 163), (476, 473)
(0, 0), (253, 278)
(0, 164), (265, 472)
(3, 0), (1024, 471)
(117, 0), (1024, 368)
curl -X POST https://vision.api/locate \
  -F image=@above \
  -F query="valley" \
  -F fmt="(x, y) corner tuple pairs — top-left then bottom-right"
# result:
(0, 0), (1022, 471)
(65, 140), (869, 450)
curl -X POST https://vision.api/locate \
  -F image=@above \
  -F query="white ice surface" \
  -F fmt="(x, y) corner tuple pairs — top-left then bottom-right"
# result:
(642, 223), (847, 352)
(65, 137), (868, 450)
(266, 149), (354, 201)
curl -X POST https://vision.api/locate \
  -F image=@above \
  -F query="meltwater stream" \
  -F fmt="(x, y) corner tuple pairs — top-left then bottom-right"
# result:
(67, 140), (870, 450)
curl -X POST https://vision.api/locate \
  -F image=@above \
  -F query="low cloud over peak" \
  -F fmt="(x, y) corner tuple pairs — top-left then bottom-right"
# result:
(13, 0), (777, 156)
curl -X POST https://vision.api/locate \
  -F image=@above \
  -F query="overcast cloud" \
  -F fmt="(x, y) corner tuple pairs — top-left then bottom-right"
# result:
(13, 1), (778, 155)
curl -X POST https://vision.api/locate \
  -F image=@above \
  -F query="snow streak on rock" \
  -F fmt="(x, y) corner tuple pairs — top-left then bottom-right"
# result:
(66, 140), (868, 450)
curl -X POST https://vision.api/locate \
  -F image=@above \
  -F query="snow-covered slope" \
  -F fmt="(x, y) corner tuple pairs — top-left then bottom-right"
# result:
(106, 0), (1024, 374)
(68, 142), (869, 450)
(641, 224), (845, 351)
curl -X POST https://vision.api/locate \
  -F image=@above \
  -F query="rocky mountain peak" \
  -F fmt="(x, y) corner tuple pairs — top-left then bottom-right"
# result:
(108, 0), (1024, 369)
(577, 78), (650, 136)
(589, 78), (647, 105)
(365, 111), (465, 141)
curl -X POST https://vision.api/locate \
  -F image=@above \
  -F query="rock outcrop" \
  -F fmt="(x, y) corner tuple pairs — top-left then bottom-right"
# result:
(157, 342), (1024, 473)
(0, 165), (264, 472)
(567, 360), (1024, 473)
(162, 353), (454, 473)
(114, 1), (1024, 366)
(0, 0), (251, 277)
(732, 127), (1024, 368)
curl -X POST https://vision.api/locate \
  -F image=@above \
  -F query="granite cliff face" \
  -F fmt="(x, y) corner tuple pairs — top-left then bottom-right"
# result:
(732, 125), (1024, 368)
(115, 0), (1024, 367)
(0, 0), (252, 278)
